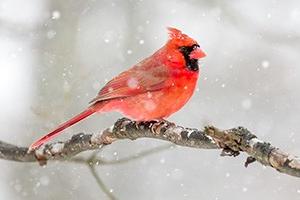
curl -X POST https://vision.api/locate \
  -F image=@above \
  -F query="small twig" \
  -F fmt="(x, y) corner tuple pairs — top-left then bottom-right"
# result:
(88, 165), (116, 200)
(85, 151), (117, 200)
(71, 144), (173, 199)
(72, 144), (174, 165)
(101, 144), (174, 165)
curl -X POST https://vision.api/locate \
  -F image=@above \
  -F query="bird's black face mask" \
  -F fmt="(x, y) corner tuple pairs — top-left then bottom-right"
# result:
(179, 44), (200, 71)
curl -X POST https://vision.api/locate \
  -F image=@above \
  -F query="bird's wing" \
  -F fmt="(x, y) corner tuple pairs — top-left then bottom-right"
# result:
(89, 62), (170, 104)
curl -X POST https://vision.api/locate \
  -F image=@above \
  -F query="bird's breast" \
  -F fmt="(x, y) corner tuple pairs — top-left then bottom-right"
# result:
(103, 74), (198, 121)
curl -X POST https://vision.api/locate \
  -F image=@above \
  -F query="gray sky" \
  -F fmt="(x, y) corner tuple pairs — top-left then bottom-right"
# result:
(0, 0), (300, 199)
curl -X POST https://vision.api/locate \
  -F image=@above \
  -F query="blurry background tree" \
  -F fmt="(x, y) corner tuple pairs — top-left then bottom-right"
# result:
(0, 0), (300, 199)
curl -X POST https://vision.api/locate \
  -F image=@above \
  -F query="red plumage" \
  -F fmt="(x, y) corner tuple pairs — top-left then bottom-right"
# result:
(30, 27), (206, 150)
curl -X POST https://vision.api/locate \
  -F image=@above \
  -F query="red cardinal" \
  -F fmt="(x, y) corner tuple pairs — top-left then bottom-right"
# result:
(30, 27), (206, 150)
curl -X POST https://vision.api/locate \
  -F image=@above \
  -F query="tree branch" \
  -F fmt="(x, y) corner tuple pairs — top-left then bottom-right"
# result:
(0, 118), (299, 178)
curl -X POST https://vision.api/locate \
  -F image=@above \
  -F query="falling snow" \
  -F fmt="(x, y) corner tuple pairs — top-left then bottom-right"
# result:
(147, 91), (152, 98)
(139, 39), (145, 44)
(143, 100), (156, 111)
(51, 10), (61, 19)
(225, 172), (230, 178)
(1, 1), (300, 199)
(127, 78), (138, 89)
(160, 158), (165, 164)
(242, 99), (252, 110)
(46, 30), (57, 39)
(261, 60), (270, 69)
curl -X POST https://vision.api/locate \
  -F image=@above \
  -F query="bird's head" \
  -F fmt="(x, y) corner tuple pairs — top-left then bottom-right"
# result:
(166, 27), (206, 71)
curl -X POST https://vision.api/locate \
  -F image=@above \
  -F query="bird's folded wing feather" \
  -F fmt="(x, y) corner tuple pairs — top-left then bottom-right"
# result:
(89, 63), (170, 104)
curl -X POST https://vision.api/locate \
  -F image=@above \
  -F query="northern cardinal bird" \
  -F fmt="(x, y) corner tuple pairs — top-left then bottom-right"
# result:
(30, 27), (206, 150)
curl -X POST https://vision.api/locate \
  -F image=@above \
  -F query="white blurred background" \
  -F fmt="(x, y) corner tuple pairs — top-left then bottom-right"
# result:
(1, 0), (300, 199)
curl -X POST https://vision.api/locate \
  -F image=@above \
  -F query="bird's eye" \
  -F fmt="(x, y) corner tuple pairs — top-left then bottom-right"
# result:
(192, 44), (200, 49)
(179, 44), (199, 56)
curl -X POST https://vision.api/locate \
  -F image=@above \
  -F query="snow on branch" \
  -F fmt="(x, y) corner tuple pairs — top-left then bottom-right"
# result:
(0, 118), (299, 178)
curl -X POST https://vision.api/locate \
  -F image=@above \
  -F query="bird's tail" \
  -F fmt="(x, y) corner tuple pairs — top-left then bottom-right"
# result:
(29, 107), (96, 151)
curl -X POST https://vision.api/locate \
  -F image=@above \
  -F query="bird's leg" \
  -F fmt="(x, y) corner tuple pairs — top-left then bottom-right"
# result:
(134, 119), (161, 130)
(134, 121), (152, 130)
(150, 119), (175, 134)
(134, 119), (176, 135)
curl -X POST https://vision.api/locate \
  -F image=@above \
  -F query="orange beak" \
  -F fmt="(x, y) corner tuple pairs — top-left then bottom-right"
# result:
(189, 47), (206, 60)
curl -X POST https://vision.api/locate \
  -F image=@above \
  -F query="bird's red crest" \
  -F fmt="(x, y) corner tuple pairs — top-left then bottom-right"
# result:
(168, 27), (185, 39)
(167, 27), (196, 47)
